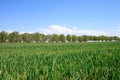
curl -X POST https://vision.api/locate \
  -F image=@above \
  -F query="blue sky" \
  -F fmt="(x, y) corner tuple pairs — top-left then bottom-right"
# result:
(0, 0), (120, 36)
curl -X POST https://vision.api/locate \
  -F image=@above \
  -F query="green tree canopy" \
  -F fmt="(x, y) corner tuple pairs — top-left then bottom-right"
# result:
(72, 35), (77, 42)
(59, 34), (65, 42)
(0, 31), (8, 43)
(51, 34), (59, 42)
(66, 34), (71, 42)
(8, 31), (19, 43)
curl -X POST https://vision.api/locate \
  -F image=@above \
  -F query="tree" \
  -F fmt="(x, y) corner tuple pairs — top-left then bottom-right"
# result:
(32, 32), (40, 42)
(72, 35), (77, 42)
(92, 36), (98, 41)
(113, 36), (119, 41)
(51, 34), (59, 42)
(40, 34), (46, 42)
(82, 35), (88, 42)
(66, 34), (71, 42)
(78, 36), (83, 42)
(1, 31), (120, 43)
(99, 35), (106, 41)
(18, 34), (23, 43)
(46, 34), (52, 42)
(87, 36), (93, 41)
(0, 31), (8, 43)
(8, 31), (19, 43)
(59, 34), (65, 42)
(21, 33), (32, 43)
(108, 36), (113, 41)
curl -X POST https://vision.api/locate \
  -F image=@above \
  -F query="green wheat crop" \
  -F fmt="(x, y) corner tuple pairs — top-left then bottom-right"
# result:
(0, 42), (120, 80)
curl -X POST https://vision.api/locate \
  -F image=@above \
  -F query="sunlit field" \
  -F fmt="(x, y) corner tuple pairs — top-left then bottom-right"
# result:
(0, 42), (120, 80)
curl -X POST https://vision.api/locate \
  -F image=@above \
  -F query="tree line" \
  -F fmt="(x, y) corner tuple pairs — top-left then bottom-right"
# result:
(0, 31), (120, 43)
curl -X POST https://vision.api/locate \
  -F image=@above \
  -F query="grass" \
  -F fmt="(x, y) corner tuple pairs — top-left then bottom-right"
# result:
(0, 42), (120, 80)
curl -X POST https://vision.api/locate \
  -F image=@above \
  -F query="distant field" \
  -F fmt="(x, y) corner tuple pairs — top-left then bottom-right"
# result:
(0, 42), (120, 80)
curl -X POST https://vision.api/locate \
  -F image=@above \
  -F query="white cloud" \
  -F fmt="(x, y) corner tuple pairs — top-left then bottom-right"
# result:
(0, 30), (35, 34)
(118, 29), (120, 32)
(118, 26), (120, 32)
(117, 27), (120, 37)
(0, 30), (13, 33)
(38, 25), (109, 36)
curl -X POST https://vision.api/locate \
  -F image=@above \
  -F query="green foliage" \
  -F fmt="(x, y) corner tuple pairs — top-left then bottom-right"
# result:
(32, 32), (40, 42)
(8, 31), (19, 43)
(0, 31), (120, 43)
(82, 35), (88, 42)
(78, 36), (83, 42)
(72, 35), (77, 42)
(66, 34), (72, 42)
(59, 34), (65, 42)
(21, 33), (31, 43)
(51, 34), (59, 42)
(0, 42), (120, 79)
(0, 31), (8, 43)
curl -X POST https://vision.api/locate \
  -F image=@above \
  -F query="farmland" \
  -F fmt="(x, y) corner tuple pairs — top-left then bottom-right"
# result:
(0, 42), (120, 80)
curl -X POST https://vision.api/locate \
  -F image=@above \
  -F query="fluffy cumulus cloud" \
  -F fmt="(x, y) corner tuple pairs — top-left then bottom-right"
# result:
(39, 25), (109, 36)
